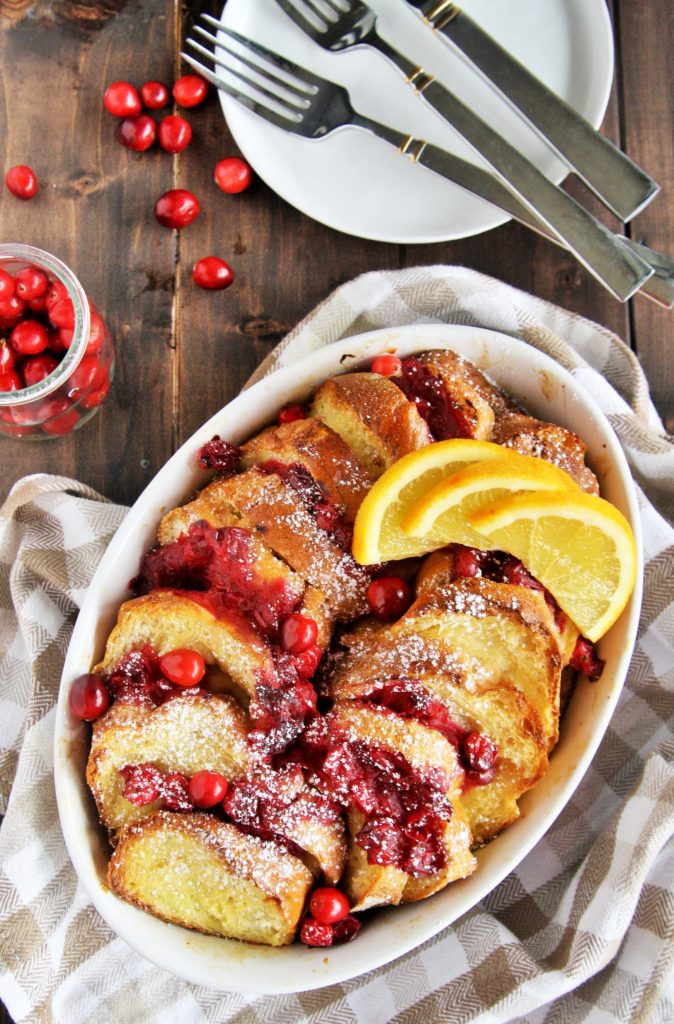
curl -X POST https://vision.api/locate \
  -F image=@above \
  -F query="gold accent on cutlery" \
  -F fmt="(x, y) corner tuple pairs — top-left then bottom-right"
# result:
(399, 135), (427, 162)
(406, 66), (434, 93)
(426, 1), (461, 31)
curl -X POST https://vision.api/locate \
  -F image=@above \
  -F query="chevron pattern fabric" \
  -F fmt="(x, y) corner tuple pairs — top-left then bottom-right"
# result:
(1, 267), (672, 1024)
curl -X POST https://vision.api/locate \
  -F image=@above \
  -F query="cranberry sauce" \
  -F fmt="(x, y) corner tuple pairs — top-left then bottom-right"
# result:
(394, 358), (474, 440)
(249, 650), (320, 755)
(569, 636), (605, 681)
(197, 435), (241, 473)
(120, 762), (192, 811)
(134, 521), (301, 636)
(107, 645), (202, 707)
(360, 678), (498, 787)
(256, 460), (353, 551)
(283, 715), (453, 877)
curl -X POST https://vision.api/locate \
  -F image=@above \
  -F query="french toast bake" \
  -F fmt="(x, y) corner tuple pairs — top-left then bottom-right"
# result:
(73, 346), (609, 948)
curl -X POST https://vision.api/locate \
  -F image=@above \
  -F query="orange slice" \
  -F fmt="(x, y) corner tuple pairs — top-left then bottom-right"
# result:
(351, 439), (511, 565)
(402, 456), (578, 551)
(469, 491), (637, 641)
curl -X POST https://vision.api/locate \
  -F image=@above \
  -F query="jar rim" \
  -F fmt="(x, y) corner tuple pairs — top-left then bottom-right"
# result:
(0, 244), (91, 407)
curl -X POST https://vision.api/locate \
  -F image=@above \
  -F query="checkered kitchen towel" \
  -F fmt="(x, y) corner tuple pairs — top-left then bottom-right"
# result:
(1, 267), (673, 1024)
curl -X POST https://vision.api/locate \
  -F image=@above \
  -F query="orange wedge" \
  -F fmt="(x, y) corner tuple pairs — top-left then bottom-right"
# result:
(469, 491), (637, 641)
(402, 456), (579, 551)
(352, 439), (512, 565)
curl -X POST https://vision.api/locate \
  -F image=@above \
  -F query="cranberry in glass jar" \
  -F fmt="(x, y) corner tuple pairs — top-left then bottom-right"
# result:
(0, 244), (114, 439)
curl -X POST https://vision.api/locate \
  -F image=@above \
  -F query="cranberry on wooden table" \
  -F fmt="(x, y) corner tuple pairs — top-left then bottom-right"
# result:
(173, 74), (208, 108)
(104, 81), (142, 117)
(154, 189), (200, 229)
(281, 613), (319, 654)
(141, 80), (170, 109)
(308, 887), (350, 924)
(158, 114), (192, 153)
(188, 770), (229, 808)
(192, 256), (234, 290)
(69, 673), (110, 720)
(159, 648), (206, 687)
(115, 114), (157, 151)
(214, 157), (252, 194)
(367, 575), (413, 620)
(370, 353), (401, 377)
(5, 165), (38, 200)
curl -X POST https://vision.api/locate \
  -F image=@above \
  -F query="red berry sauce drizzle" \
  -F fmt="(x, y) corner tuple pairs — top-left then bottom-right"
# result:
(393, 358), (474, 440)
(256, 459), (354, 552)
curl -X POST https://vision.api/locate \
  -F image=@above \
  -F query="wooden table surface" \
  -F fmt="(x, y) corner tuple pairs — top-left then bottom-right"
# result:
(0, 0), (672, 1019)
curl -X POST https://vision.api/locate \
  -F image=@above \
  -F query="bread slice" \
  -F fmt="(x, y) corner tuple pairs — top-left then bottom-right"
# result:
(412, 350), (499, 441)
(311, 372), (431, 478)
(109, 811), (313, 946)
(494, 412), (599, 494)
(262, 790), (347, 885)
(158, 470), (369, 622)
(87, 693), (249, 833)
(241, 417), (374, 522)
(95, 590), (274, 703)
(402, 809), (476, 901)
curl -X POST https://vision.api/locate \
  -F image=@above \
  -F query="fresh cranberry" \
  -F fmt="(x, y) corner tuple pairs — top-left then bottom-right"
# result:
(27, 296), (47, 314)
(188, 770), (229, 808)
(197, 435), (240, 472)
(0, 269), (15, 300)
(10, 319), (49, 356)
(214, 157), (252, 194)
(192, 256), (234, 290)
(85, 311), (105, 355)
(332, 914), (361, 944)
(22, 354), (58, 388)
(158, 114), (192, 153)
(48, 329), (67, 354)
(159, 648), (206, 687)
(80, 376), (111, 409)
(0, 295), (26, 325)
(0, 370), (22, 392)
(104, 81), (142, 117)
(0, 341), (15, 372)
(69, 673), (110, 720)
(67, 355), (107, 397)
(366, 576), (413, 620)
(277, 403), (306, 425)
(115, 114), (157, 151)
(5, 165), (38, 200)
(141, 80), (170, 109)
(46, 280), (68, 310)
(173, 74), (208, 108)
(14, 266), (49, 301)
(281, 613), (318, 654)
(41, 398), (80, 435)
(161, 772), (193, 811)
(308, 887), (350, 924)
(120, 763), (163, 805)
(154, 188), (200, 229)
(49, 298), (75, 330)
(293, 643), (323, 679)
(370, 354), (401, 377)
(300, 918), (334, 947)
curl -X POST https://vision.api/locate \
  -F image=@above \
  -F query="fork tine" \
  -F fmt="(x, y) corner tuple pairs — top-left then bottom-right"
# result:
(272, 0), (332, 34)
(191, 26), (312, 109)
(200, 16), (323, 94)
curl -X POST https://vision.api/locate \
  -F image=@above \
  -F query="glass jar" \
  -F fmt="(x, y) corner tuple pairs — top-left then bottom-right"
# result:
(0, 243), (114, 439)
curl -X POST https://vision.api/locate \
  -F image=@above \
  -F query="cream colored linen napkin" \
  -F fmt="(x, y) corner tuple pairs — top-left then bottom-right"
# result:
(1, 267), (673, 1024)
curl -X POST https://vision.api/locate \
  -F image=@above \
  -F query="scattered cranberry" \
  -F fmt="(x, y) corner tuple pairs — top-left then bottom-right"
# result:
(294, 643), (322, 678)
(69, 673), (110, 720)
(309, 887), (350, 924)
(5, 165), (38, 200)
(188, 770), (229, 808)
(278, 403), (306, 425)
(0, 370), (22, 392)
(141, 80), (170, 109)
(154, 188), (200, 229)
(22, 353), (58, 387)
(300, 918), (334, 947)
(281, 613), (318, 654)
(48, 298), (75, 330)
(366, 576), (413, 620)
(120, 763), (163, 805)
(115, 114), (157, 151)
(15, 266), (49, 301)
(41, 398), (80, 435)
(214, 157), (252, 194)
(159, 647), (206, 687)
(0, 269), (15, 300)
(370, 353), (401, 377)
(192, 256), (234, 290)
(104, 81), (142, 117)
(0, 295), (26, 325)
(158, 114), (192, 153)
(10, 319), (49, 356)
(173, 74), (208, 108)
(0, 342), (16, 372)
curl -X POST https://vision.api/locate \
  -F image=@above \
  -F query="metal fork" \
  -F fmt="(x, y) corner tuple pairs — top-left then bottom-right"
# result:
(182, 19), (656, 304)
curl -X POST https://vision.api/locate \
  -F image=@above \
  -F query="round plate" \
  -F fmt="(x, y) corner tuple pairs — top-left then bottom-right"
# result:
(54, 325), (642, 994)
(217, 0), (614, 243)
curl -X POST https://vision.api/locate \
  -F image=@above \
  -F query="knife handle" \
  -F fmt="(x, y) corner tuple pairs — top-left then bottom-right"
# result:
(414, 1), (659, 222)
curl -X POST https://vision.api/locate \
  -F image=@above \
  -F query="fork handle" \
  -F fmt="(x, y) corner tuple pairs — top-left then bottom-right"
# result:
(359, 38), (652, 301)
(410, 2), (659, 222)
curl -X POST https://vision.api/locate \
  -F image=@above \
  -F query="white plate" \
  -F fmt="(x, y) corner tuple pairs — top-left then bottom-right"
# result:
(217, 0), (614, 242)
(54, 325), (642, 994)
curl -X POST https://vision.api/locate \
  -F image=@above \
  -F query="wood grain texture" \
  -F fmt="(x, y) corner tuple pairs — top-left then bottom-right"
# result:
(0, 0), (671, 1019)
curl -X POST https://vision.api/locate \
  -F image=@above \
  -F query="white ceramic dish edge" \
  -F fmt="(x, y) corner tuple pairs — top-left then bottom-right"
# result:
(54, 324), (643, 994)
